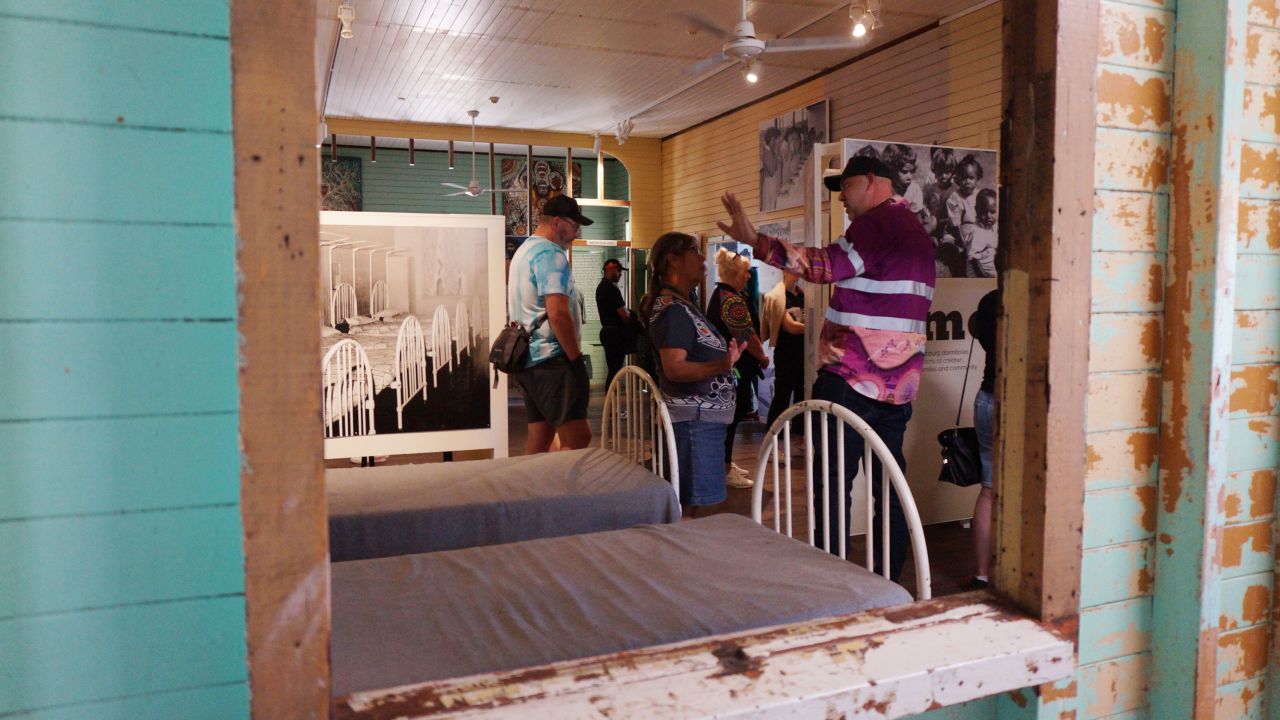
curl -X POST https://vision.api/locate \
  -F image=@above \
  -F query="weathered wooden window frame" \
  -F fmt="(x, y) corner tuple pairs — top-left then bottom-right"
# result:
(231, 0), (1094, 717)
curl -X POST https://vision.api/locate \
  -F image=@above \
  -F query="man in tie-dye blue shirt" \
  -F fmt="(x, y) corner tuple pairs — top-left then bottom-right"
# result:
(506, 194), (594, 453)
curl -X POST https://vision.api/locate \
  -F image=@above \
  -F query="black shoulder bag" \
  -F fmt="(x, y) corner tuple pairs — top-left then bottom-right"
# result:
(489, 313), (546, 388)
(937, 338), (983, 487)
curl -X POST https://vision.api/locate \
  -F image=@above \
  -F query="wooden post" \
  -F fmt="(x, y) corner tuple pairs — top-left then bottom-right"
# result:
(1150, 1), (1247, 717)
(231, 0), (329, 717)
(995, 0), (1096, 625)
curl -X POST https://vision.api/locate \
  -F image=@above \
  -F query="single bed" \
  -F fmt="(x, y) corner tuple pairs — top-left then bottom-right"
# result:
(326, 447), (680, 561)
(322, 338), (376, 438)
(330, 513), (911, 696)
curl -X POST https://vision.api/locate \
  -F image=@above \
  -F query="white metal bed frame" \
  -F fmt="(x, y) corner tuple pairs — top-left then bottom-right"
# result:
(370, 279), (388, 317)
(429, 305), (453, 385)
(750, 399), (932, 600)
(453, 301), (470, 362)
(393, 315), (428, 430)
(600, 367), (680, 511)
(322, 338), (377, 439)
(332, 282), (358, 327)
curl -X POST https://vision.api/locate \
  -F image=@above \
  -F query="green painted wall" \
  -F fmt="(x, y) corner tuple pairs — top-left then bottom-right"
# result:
(0, 3), (247, 718)
(328, 146), (631, 240)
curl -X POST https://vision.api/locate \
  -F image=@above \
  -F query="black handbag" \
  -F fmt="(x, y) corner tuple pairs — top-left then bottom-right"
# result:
(488, 313), (546, 388)
(938, 338), (983, 487)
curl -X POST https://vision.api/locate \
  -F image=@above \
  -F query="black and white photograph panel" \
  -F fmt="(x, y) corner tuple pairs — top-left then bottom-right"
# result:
(841, 139), (999, 279)
(759, 99), (829, 213)
(318, 212), (508, 459)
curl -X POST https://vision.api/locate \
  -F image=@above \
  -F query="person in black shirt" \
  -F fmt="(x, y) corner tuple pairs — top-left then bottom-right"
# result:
(763, 272), (805, 431)
(596, 258), (635, 393)
(967, 288), (999, 588)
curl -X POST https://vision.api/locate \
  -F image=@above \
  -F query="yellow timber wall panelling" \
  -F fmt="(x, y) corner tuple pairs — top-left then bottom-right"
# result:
(661, 3), (1002, 242)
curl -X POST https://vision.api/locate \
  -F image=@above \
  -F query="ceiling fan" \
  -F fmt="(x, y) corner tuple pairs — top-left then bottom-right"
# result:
(681, 0), (875, 79)
(441, 110), (522, 197)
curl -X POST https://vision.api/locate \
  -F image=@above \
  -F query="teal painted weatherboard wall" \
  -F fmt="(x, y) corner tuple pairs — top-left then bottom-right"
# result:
(329, 146), (632, 240)
(0, 4), (247, 719)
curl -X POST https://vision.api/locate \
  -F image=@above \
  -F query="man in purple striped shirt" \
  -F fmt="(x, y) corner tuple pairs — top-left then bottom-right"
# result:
(719, 155), (936, 580)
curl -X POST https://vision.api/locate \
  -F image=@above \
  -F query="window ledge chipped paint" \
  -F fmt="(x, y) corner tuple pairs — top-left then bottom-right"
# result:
(332, 593), (1075, 720)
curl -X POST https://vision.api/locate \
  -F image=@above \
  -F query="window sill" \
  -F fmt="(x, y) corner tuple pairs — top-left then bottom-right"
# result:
(332, 591), (1075, 719)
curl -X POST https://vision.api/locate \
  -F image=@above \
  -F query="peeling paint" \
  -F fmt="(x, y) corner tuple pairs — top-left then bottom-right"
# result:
(1246, 469), (1275, 517)
(1218, 625), (1269, 683)
(1240, 584), (1269, 624)
(1229, 364), (1279, 414)
(1137, 484), (1157, 531)
(1242, 142), (1280, 193)
(1238, 200), (1280, 251)
(1221, 522), (1271, 567)
(1098, 69), (1171, 129)
(1252, 0), (1280, 27)
(1143, 17), (1168, 64)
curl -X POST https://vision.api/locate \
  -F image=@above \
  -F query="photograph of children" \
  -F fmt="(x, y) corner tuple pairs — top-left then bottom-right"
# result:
(840, 139), (998, 278)
(759, 100), (829, 212)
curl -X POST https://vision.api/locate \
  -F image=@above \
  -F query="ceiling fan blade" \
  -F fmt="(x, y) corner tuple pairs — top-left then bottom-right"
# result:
(441, 182), (470, 190)
(444, 190), (470, 196)
(765, 36), (869, 53)
(673, 10), (731, 39)
(482, 188), (525, 194)
(687, 51), (730, 76)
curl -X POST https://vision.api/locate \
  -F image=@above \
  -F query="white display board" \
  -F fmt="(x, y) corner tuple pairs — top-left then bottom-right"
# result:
(319, 211), (508, 460)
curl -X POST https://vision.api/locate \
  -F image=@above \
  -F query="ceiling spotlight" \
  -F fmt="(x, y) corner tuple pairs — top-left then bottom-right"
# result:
(592, 133), (602, 156)
(338, 1), (355, 39)
(742, 58), (761, 83)
(850, 0), (880, 38)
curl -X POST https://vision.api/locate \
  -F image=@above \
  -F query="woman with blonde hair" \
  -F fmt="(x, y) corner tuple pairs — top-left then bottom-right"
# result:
(706, 248), (770, 488)
(641, 234), (745, 515)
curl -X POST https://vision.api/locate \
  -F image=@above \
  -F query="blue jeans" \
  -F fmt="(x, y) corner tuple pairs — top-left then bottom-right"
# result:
(812, 371), (912, 581)
(974, 389), (995, 489)
(673, 420), (728, 506)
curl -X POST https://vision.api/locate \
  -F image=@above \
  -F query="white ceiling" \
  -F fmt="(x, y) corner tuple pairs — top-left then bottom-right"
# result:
(318, 0), (991, 139)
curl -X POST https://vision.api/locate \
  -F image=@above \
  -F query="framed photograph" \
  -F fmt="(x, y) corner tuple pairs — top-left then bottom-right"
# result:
(759, 99), (829, 212)
(840, 138), (999, 279)
(319, 211), (508, 459)
(500, 158), (583, 236)
(321, 156), (362, 211)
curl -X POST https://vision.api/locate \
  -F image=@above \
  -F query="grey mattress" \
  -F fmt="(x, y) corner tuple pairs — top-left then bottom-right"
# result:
(327, 448), (679, 560)
(330, 513), (912, 696)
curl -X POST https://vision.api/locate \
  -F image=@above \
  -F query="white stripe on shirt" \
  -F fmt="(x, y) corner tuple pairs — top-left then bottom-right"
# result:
(825, 307), (927, 334)
(836, 236), (866, 275)
(834, 276), (935, 299)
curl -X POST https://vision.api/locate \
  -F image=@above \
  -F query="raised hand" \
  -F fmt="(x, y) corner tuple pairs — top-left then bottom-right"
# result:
(717, 192), (759, 248)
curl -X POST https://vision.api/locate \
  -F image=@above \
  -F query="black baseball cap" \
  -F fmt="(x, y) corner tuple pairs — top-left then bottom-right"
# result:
(603, 258), (629, 271)
(823, 155), (895, 192)
(542, 194), (594, 226)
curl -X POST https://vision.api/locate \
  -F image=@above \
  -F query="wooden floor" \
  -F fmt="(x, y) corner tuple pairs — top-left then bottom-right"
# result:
(328, 385), (980, 599)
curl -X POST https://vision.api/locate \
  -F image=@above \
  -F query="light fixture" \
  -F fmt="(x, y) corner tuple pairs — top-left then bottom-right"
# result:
(369, 135), (376, 163)
(614, 118), (635, 146)
(408, 138), (415, 167)
(448, 140), (455, 169)
(330, 133), (337, 160)
(338, 0), (355, 39)
(592, 134), (602, 156)
(850, 0), (880, 39)
(742, 58), (761, 83)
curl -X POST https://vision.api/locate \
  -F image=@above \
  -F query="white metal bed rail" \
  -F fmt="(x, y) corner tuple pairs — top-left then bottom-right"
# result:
(453, 301), (470, 362)
(430, 304), (453, 384)
(394, 315), (428, 430)
(600, 366), (680, 511)
(370, 279), (388, 316)
(322, 338), (377, 439)
(332, 282), (358, 327)
(750, 399), (931, 600)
